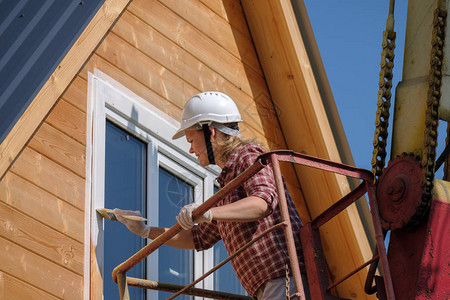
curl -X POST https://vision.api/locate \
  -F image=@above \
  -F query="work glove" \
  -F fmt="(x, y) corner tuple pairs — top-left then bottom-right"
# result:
(176, 203), (213, 230)
(114, 208), (150, 238)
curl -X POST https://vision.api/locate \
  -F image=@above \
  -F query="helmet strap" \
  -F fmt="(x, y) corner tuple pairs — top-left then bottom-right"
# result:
(202, 124), (215, 165)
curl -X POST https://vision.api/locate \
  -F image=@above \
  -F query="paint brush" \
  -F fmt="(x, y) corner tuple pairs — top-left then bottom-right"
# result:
(96, 208), (147, 222)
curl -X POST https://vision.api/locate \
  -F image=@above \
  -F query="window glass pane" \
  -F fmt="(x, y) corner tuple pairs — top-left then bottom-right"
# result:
(104, 121), (147, 300)
(158, 167), (194, 299)
(212, 187), (247, 296)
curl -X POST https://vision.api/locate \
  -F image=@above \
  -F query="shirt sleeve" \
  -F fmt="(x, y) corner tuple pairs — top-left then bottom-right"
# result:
(238, 147), (278, 211)
(191, 221), (222, 251)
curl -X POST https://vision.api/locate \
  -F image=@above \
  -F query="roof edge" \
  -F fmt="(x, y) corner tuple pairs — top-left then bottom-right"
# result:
(0, 0), (132, 181)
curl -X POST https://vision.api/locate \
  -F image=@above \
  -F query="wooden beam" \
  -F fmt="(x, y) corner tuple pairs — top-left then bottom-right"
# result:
(0, 0), (131, 181)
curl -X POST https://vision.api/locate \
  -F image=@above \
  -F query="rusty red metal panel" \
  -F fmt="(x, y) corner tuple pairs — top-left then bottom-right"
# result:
(416, 197), (450, 299)
(387, 196), (450, 299)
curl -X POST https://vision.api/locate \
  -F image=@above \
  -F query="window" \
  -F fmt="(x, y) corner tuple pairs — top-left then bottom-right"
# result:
(88, 69), (245, 299)
(104, 122), (147, 299)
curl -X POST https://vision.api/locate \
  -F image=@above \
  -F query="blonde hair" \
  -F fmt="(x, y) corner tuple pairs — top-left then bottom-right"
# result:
(214, 124), (257, 163)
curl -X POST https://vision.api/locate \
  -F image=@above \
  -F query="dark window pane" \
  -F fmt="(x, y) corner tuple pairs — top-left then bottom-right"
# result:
(104, 121), (147, 300)
(158, 167), (194, 300)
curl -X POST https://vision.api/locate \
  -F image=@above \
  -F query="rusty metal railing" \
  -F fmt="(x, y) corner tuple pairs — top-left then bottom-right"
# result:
(112, 150), (395, 299)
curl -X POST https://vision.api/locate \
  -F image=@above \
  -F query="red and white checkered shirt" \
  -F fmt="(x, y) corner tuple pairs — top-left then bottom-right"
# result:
(192, 144), (303, 297)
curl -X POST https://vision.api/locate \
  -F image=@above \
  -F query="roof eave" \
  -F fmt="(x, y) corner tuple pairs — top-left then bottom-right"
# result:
(0, 0), (132, 181)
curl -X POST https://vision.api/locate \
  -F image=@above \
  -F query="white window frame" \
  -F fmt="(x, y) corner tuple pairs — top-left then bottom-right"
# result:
(85, 69), (219, 299)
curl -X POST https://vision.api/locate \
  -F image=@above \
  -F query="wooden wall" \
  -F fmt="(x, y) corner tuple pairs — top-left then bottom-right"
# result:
(0, 79), (86, 298)
(0, 0), (309, 299)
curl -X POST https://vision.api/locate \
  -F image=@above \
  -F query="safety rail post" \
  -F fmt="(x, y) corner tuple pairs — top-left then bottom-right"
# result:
(269, 153), (306, 300)
(366, 184), (395, 299)
(364, 248), (380, 295)
(117, 271), (130, 300)
(299, 222), (331, 299)
(298, 183), (369, 300)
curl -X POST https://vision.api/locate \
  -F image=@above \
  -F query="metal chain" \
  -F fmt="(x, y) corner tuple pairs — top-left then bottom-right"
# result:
(371, 28), (396, 180)
(285, 264), (290, 300)
(411, 6), (448, 228)
(371, 4), (447, 227)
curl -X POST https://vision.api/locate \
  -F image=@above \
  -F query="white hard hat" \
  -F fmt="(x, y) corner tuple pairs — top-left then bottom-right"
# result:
(172, 91), (242, 139)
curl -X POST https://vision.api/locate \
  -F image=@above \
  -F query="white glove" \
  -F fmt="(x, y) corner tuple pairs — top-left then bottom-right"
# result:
(114, 208), (150, 238)
(176, 203), (213, 230)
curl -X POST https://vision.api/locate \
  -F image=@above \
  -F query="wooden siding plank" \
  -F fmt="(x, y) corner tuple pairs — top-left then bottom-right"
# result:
(0, 0), (131, 181)
(0, 237), (83, 300)
(28, 123), (86, 179)
(127, 0), (267, 98)
(10, 147), (84, 211)
(198, 0), (250, 39)
(96, 32), (198, 110)
(159, 0), (260, 74)
(79, 54), (181, 120)
(90, 240), (103, 300)
(45, 99), (87, 146)
(0, 201), (83, 275)
(61, 76), (88, 113)
(0, 173), (84, 243)
(0, 271), (59, 300)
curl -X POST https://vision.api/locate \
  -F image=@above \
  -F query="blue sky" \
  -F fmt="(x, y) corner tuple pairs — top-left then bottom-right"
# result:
(304, 1), (447, 179)
(303, 1), (414, 173)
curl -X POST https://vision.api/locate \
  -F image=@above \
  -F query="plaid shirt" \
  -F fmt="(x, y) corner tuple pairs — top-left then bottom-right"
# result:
(192, 144), (303, 297)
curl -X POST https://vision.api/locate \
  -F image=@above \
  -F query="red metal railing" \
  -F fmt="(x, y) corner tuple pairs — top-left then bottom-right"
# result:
(112, 150), (395, 299)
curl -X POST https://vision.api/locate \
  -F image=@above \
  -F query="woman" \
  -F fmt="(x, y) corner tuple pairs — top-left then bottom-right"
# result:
(115, 91), (309, 299)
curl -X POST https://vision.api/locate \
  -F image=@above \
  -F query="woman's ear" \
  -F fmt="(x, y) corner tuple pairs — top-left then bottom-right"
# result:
(209, 126), (216, 141)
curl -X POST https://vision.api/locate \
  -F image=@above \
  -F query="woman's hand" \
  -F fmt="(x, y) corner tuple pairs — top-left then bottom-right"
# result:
(114, 208), (151, 238)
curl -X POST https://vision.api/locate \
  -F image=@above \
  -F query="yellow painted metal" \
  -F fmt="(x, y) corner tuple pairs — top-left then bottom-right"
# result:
(440, 0), (450, 121)
(432, 178), (450, 203)
(391, 0), (438, 157)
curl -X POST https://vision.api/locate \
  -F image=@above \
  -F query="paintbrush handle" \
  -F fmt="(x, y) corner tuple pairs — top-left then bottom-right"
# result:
(98, 208), (148, 222)
(122, 215), (147, 222)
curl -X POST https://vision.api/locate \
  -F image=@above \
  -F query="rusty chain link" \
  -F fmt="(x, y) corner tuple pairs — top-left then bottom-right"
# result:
(413, 6), (448, 228)
(371, 27), (396, 181)
(285, 264), (290, 300)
